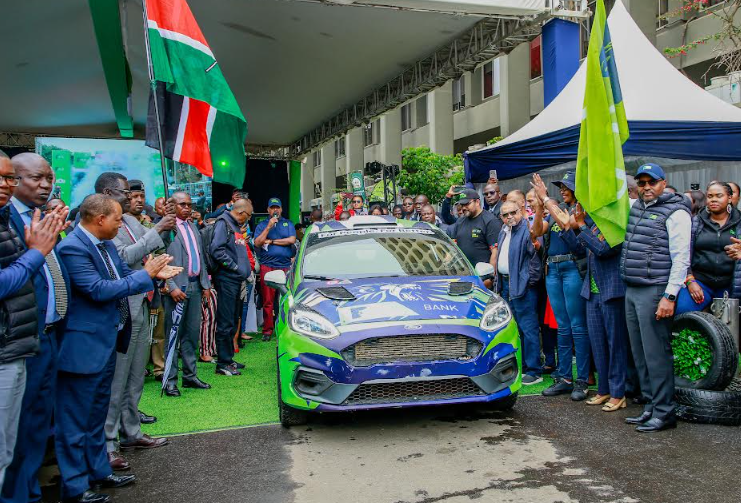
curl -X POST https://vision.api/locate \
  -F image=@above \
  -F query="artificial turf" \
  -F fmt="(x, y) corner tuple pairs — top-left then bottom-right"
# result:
(139, 340), (589, 437)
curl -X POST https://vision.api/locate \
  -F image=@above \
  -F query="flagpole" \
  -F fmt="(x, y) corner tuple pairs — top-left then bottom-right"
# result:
(141, 0), (170, 200)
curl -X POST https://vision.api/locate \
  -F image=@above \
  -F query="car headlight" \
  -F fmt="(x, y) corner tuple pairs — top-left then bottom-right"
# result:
(289, 306), (340, 339)
(480, 295), (512, 332)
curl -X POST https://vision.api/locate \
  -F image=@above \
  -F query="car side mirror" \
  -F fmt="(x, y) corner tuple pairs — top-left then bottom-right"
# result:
(264, 269), (288, 295)
(475, 262), (495, 281)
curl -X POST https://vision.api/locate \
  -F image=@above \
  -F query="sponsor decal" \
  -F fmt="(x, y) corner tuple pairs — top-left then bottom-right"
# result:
(317, 228), (435, 239)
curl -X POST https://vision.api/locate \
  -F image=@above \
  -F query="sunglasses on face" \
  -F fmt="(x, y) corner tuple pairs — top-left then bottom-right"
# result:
(501, 210), (518, 218)
(352, 199), (363, 204)
(636, 179), (661, 187)
(484, 191), (499, 196)
(403, 202), (413, 207)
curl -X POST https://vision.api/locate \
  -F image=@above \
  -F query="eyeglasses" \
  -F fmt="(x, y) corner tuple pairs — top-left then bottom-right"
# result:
(352, 199), (363, 204)
(403, 202), (413, 207)
(0, 175), (21, 187)
(484, 191), (499, 196)
(501, 210), (518, 218)
(110, 188), (132, 198)
(636, 179), (661, 187)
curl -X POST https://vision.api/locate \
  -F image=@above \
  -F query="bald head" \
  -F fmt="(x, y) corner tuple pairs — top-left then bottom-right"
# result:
(230, 198), (252, 226)
(11, 152), (55, 208)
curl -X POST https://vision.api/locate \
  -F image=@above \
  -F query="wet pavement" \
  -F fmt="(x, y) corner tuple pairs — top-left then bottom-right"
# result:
(46, 395), (740, 503)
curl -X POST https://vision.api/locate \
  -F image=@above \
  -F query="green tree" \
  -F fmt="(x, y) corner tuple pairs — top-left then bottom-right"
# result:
(398, 146), (464, 204)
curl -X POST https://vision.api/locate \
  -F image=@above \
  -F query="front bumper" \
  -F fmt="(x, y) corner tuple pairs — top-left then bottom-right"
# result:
(278, 321), (521, 412)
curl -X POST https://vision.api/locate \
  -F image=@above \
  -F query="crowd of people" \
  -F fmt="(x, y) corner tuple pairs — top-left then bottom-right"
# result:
(0, 151), (296, 503)
(1, 147), (740, 502)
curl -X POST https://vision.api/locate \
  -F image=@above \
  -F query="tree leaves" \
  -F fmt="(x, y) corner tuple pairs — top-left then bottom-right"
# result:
(398, 146), (464, 204)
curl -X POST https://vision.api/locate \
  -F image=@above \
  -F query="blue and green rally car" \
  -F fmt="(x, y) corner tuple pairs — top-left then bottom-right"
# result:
(264, 215), (521, 426)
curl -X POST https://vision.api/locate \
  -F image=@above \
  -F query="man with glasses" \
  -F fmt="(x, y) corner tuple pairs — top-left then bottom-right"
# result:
(103, 179), (175, 470)
(620, 163), (691, 433)
(334, 193), (366, 220)
(209, 199), (253, 376)
(483, 180), (502, 217)
(402, 197), (415, 219)
(442, 189), (499, 273)
(162, 192), (212, 397)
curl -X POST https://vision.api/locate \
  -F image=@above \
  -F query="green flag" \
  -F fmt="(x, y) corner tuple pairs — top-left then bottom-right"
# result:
(575, 0), (629, 246)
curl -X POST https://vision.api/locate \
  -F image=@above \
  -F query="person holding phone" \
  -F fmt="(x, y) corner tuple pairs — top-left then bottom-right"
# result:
(334, 193), (365, 220)
(253, 198), (296, 341)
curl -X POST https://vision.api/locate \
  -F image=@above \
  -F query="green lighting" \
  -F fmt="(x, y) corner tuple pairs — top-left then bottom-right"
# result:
(221, 161), (227, 166)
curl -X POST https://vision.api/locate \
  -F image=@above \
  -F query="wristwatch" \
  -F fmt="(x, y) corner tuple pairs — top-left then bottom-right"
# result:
(663, 292), (677, 302)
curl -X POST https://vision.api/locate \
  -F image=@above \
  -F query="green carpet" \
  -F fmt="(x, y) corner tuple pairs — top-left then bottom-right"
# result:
(139, 338), (279, 437)
(139, 341), (588, 436)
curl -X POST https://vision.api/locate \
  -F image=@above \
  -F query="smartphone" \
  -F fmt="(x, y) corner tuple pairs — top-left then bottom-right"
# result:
(451, 186), (465, 194)
(489, 170), (498, 180)
(690, 183), (700, 191)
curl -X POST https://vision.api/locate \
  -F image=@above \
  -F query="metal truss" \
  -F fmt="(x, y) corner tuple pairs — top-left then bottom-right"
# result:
(287, 12), (550, 158)
(0, 132), (45, 150)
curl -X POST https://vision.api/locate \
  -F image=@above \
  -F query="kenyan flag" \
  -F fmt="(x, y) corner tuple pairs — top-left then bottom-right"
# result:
(145, 0), (246, 187)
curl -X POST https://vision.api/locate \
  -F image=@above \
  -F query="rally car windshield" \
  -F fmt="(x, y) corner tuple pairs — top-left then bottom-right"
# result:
(302, 227), (473, 280)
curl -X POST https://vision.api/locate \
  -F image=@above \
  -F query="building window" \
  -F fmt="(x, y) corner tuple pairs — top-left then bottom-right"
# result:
(313, 149), (321, 166)
(363, 120), (380, 147)
(452, 76), (466, 111)
(334, 137), (346, 158)
(530, 36), (542, 79)
(415, 95), (428, 127)
(483, 59), (500, 99)
(657, 0), (669, 29)
(401, 103), (412, 131)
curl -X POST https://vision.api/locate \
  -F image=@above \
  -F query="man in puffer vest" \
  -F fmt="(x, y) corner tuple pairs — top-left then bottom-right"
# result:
(620, 163), (691, 433)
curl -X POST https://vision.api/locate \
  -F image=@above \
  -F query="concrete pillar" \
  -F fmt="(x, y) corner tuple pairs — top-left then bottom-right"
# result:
(499, 42), (531, 137)
(622, 0), (657, 46)
(300, 156), (314, 211)
(345, 127), (364, 187)
(380, 107), (402, 168)
(320, 143), (336, 211)
(462, 71), (474, 108)
(429, 81), (454, 156)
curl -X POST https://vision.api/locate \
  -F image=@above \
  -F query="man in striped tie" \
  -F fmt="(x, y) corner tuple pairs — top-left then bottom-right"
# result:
(2, 153), (72, 503)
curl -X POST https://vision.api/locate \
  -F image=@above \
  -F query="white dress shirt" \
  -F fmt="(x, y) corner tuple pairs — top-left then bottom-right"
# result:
(497, 226), (511, 276)
(645, 198), (691, 296)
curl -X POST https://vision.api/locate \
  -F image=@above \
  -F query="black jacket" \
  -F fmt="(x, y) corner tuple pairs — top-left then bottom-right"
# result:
(209, 212), (251, 282)
(690, 208), (741, 292)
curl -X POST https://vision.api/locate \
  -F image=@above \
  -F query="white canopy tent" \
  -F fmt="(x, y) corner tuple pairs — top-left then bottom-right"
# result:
(465, 0), (741, 183)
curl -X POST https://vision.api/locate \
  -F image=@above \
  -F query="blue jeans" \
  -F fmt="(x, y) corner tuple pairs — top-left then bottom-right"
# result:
(502, 281), (543, 377)
(676, 279), (730, 315)
(545, 260), (590, 382)
(241, 284), (254, 332)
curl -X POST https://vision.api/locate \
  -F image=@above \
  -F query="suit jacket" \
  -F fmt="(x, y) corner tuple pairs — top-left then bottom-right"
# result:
(56, 225), (155, 374)
(112, 214), (166, 317)
(165, 220), (210, 292)
(9, 203), (71, 329)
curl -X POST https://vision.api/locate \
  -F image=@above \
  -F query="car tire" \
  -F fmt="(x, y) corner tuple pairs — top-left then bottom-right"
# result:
(277, 361), (309, 428)
(675, 387), (741, 426)
(672, 311), (738, 391)
(488, 392), (518, 411)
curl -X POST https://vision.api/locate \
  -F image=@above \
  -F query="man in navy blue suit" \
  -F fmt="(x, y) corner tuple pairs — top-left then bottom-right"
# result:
(55, 194), (180, 503)
(1, 153), (72, 503)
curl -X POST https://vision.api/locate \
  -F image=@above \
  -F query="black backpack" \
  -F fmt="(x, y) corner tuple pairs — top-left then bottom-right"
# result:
(200, 222), (219, 275)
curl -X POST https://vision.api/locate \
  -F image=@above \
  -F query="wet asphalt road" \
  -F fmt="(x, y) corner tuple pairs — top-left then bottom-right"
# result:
(48, 395), (740, 503)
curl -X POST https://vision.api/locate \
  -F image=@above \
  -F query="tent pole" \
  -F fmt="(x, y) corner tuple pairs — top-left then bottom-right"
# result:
(141, 0), (170, 200)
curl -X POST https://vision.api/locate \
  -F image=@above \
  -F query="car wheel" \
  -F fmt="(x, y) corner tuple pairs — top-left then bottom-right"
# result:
(671, 311), (738, 391)
(488, 392), (518, 411)
(277, 359), (309, 428)
(675, 387), (741, 426)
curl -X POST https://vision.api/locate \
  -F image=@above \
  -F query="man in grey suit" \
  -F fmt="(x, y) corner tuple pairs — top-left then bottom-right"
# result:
(163, 191), (212, 397)
(104, 179), (175, 470)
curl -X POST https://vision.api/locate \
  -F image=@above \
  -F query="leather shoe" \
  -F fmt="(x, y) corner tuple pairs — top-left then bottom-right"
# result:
(164, 384), (181, 397)
(182, 377), (211, 389)
(624, 411), (652, 425)
(107, 451), (130, 471)
(121, 434), (169, 450)
(636, 417), (677, 433)
(154, 374), (164, 382)
(91, 473), (136, 489)
(62, 490), (110, 503)
(138, 410), (157, 424)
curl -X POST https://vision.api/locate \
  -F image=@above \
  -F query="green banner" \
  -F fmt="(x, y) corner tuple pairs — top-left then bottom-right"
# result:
(289, 160), (301, 223)
(51, 150), (72, 206)
(350, 171), (365, 197)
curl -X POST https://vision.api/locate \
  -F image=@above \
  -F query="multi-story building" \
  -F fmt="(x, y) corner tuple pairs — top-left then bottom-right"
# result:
(301, 0), (741, 211)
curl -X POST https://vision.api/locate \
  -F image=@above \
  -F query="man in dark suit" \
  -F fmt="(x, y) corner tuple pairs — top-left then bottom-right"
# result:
(55, 194), (179, 503)
(162, 191), (211, 396)
(1, 153), (71, 503)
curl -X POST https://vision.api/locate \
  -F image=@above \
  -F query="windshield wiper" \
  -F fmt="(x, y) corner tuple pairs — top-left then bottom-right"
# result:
(303, 274), (339, 281)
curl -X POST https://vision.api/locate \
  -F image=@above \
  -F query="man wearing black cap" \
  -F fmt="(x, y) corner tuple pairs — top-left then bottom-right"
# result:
(254, 197), (296, 341)
(443, 188), (500, 271)
(620, 163), (691, 432)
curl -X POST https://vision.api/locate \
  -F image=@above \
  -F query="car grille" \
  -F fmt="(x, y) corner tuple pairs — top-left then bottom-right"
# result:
(344, 378), (484, 405)
(342, 334), (482, 367)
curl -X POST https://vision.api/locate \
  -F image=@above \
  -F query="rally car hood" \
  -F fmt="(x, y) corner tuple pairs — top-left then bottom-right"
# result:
(293, 276), (491, 327)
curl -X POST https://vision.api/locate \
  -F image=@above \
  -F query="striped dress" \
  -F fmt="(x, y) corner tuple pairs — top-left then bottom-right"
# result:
(200, 288), (218, 358)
